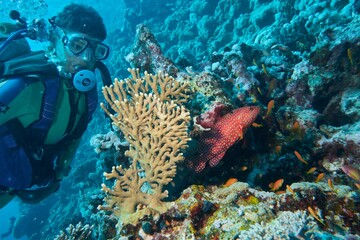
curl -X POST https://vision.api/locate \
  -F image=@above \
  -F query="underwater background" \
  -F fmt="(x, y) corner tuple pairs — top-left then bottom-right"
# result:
(0, 0), (360, 239)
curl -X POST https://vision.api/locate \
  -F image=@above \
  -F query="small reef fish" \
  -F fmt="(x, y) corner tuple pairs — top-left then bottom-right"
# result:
(266, 79), (277, 97)
(265, 99), (275, 118)
(223, 178), (238, 187)
(306, 167), (317, 175)
(262, 63), (270, 77)
(290, 120), (304, 141)
(275, 145), (282, 155)
(308, 206), (325, 225)
(315, 173), (325, 183)
(187, 106), (260, 173)
(347, 48), (353, 65)
(291, 121), (300, 133)
(252, 122), (263, 128)
(269, 178), (284, 191)
(341, 165), (360, 183)
(294, 151), (308, 165)
(286, 184), (295, 195)
(240, 166), (248, 171)
(327, 179), (337, 193)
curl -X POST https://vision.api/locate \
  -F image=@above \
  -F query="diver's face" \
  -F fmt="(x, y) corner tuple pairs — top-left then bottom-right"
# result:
(55, 30), (108, 73)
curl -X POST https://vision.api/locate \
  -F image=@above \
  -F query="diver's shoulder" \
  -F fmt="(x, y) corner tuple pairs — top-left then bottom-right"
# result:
(0, 76), (45, 93)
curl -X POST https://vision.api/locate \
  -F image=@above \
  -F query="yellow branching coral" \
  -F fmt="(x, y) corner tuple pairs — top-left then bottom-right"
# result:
(98, 69), (191, 225)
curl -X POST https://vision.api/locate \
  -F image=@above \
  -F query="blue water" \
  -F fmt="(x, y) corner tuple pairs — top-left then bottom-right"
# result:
(0, 200), (27, 240)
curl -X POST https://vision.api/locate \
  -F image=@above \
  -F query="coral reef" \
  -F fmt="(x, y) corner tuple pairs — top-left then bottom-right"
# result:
(110, 181), (359, 239)
(6, 0), (360, 239)
(125, 24), (178, 76)
(110, 0), (357, 75)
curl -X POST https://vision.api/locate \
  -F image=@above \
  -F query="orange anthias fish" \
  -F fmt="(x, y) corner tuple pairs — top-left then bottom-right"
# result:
(262, 63), (270, 77)
(286, 184), (295, 195)
(275, 145), (282, 155)
(187, 106), (260, 173)
(327, 179), (337, 193)
(266, 79), (277, 97)
(315, 173), (325, 183)
(265, 100), (275, 118)
(269, 178), (284, 191)
(294, 151), (308, 164)
(306, 167), (317, 175)
(252, 122), (263, 128)
(308, 206), (325, 225)
(341, 165), (360, 183)
(290, 120), (304, 140)
(224, 178), (238, 187)
(291, 121), (300, 133)
(240, 166), (248, 171)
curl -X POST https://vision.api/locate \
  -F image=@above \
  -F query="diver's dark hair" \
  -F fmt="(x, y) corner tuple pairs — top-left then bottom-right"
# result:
(55, 3), (106, 40)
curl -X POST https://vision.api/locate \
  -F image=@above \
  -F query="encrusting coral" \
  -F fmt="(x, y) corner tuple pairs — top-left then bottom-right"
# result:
(98, 69), (191, 225)
(54, 222), (94, 240)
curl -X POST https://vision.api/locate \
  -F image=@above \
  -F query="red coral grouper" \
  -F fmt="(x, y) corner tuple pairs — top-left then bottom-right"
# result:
(188, 106), (260, 173)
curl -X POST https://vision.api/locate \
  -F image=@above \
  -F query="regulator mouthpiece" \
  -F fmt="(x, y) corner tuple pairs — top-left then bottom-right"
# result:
(73, 69), (96, 92)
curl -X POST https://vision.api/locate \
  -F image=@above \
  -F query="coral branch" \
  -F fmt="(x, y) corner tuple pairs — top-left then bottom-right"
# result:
(98, 69), (191, 225)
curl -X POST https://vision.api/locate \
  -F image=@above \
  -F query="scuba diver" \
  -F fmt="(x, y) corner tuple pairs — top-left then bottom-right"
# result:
(0, 3), (112, 208)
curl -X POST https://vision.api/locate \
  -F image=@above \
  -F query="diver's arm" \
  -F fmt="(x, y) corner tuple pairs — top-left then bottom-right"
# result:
(0, 80), (43, 126)
(14, 138), (82, 204)
(0, 79), (43, 190)
(55, 138), (82, 180)
(10, 135), (82, 204)
(12, 138), (79, 204)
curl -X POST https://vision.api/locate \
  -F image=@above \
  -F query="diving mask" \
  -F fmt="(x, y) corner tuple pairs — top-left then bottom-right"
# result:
(62, 34), (109, 60)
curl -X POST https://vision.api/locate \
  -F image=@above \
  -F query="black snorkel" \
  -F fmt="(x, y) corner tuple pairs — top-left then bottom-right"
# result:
(9, 10), (27, 26)
(0, 11), (28, 53)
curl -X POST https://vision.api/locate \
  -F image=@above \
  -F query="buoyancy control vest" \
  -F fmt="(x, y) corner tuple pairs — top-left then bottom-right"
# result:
(0, 50), (99, 139)
(0, 51), (98, 189)
(0, 11), (112, 202)
(0, 51), (112, 194)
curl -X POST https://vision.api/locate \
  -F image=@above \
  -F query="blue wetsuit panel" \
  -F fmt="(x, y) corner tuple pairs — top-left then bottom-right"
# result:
(0, 77), (32, 190)
(0, 77), (29, 105)
(0, 125), (32, 190)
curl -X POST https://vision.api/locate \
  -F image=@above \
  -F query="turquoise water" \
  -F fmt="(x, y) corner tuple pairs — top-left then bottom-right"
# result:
(0, 200), (27, 240)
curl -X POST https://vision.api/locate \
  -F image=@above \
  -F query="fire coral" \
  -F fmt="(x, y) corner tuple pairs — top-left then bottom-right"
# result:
(98, 69), (191, 225)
